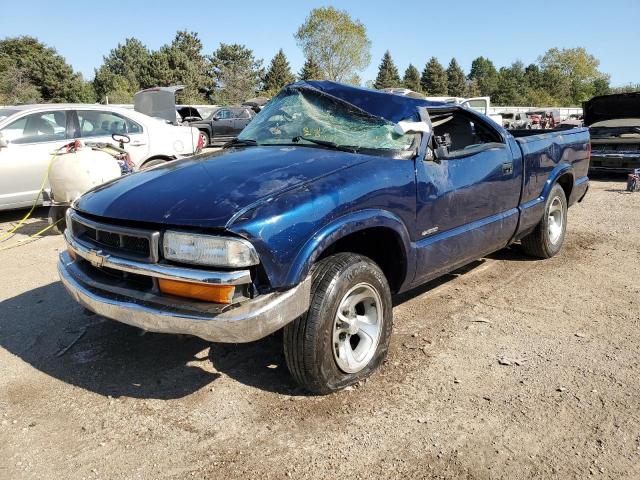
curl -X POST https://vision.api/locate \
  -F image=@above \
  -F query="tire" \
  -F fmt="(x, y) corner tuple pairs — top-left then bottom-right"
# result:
(199, 130), (210, 148)
(141, 159), (166, 169)
(521, 184), (568, 258)
(283, 253), (393, 394)
(47, 206), (67, 235)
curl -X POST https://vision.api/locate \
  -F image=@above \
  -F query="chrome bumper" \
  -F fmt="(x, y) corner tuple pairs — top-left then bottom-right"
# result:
(58, 251), (311, 343)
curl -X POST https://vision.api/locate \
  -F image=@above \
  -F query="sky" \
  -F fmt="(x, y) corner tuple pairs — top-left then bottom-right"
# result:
(1, 0), (638, 87)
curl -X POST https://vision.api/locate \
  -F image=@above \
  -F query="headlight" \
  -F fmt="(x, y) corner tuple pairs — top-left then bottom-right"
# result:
(162, 231), (259, 267)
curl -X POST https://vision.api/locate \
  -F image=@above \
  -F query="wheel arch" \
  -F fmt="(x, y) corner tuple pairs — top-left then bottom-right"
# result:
(285, 210), (414, 293)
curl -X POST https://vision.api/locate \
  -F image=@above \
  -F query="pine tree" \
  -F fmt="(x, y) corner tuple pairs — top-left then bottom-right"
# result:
(299, 55), (321, 81)
(263, 49), (295, 95)
(373, 50), (401, 89)
(446, 58), (466, 97)
(421, 57), (448, 95)
(402, 64), (421, 92)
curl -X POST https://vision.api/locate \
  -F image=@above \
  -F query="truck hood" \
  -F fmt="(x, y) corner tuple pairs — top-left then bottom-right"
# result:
(74, 146), (372, 228)
(584, 92), (640, 126)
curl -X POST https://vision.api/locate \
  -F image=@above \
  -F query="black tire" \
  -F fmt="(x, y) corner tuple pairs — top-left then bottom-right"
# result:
(521, 183), (568, 258)
(47, 206), (67, 235)
(283, 253), (393, 394)
(199, 130), (210, 148)
(141, 159), (167, 169)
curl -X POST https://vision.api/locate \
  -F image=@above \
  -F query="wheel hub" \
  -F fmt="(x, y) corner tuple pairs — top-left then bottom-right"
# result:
(332, 283), (383, 374)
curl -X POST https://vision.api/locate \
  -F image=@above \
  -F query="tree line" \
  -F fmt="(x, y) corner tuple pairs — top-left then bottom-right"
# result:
(372, 49), (613, 107)
(0, 7), (631, 108)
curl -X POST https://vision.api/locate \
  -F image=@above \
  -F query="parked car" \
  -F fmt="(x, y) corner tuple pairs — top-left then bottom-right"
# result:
(58, 81), (590, 393)
(186, 107), (256, 147)
(584, 92), (640, 173)
(0, 104), (202, 211)
(501, 112), (531, 129)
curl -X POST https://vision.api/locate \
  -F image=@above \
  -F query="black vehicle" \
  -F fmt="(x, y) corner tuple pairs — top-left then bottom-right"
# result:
(584, 92), (640, 174)
(187, 107), (255, 147)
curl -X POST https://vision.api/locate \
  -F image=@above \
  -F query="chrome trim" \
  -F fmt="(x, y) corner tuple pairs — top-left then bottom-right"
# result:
(58, 252), (311, 343)
(65, 230), (251, 286)
(68, 209), (160, 263)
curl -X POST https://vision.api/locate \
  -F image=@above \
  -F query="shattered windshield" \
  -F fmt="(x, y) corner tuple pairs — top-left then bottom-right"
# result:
(238, 87), (416, 155)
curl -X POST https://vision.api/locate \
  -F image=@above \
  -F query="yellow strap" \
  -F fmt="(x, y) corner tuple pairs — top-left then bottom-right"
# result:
(0, 217), (64, 251)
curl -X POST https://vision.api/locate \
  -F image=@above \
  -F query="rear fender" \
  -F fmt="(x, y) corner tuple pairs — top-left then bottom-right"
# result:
(517, 164), (574, 237)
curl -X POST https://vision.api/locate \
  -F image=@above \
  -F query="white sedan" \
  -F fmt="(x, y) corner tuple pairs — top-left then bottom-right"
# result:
(0, 104), (202, 211)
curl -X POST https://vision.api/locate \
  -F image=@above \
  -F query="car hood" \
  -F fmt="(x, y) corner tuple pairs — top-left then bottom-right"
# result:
(584, 92), (640, 126)
(74, 146), (372, 228)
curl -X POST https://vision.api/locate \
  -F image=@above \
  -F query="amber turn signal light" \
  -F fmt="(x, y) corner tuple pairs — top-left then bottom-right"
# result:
(158, 279), (235, 304)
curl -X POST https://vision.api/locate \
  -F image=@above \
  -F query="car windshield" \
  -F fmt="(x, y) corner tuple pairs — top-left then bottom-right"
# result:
(238, 87), (416, 155)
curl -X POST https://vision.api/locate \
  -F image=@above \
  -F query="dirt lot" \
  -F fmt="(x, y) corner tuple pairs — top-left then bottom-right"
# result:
(0, 178), (638, 480)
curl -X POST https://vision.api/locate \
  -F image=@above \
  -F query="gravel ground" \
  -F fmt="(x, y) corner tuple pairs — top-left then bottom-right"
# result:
(0, 178), (639, 480)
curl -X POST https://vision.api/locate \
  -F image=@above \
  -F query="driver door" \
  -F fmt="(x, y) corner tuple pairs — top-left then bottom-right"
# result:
(210, 109), (234, 138)
(74, 110), (149, 167)
(412, 109), (522, 285)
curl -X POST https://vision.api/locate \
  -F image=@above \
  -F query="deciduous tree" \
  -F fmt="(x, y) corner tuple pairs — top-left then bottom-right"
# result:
(468, 56), (499, 97)
(295, 7), (371, 83)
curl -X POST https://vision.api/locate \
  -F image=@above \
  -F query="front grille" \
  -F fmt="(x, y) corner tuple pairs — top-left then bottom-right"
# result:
(70, 212), (159, 263)
(592, 143), (640, 152)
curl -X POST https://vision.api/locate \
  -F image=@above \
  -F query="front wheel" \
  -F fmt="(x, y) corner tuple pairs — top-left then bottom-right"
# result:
(283, 253), (392, 394)
(199, 130), (210, 148)
(521, 183), (567, 258)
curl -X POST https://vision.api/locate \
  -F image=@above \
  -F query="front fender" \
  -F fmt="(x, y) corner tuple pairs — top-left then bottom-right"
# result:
(284, 209), (415, 288)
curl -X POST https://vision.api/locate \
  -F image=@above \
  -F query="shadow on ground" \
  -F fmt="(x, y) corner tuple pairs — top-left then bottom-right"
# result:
(0, 245), (535, 399)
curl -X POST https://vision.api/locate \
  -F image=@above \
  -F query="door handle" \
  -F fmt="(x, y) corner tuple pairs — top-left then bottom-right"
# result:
(130, 141), (146, 147)
(502, 162), (513, 175)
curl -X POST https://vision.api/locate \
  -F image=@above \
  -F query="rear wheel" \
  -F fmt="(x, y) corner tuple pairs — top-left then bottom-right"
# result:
(521, 183), (567, 258)
(283, 253), (392, 394)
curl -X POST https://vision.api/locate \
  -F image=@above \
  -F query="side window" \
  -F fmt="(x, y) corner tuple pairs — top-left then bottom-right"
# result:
(77, 110), (142, 138)
(431, 111), (503, 157)
(236, 109), (252, 120)
(0, 111), (67, 144)
(215, 109), (231, 120)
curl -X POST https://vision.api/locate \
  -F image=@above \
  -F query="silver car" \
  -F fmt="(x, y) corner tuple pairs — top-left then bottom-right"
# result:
(0, 104), (201, 211)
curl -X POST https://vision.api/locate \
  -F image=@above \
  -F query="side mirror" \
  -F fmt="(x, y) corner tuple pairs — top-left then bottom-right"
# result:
(0, 135), (7, 148)
(212, 116), (219, 121)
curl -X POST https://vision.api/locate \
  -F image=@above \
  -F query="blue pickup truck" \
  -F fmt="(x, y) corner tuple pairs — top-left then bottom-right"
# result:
(58, 81), (590, 393)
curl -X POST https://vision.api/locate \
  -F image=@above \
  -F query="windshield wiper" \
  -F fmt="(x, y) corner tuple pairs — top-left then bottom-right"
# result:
(292, 136), (359, 153)
(223, 138), (259, 148)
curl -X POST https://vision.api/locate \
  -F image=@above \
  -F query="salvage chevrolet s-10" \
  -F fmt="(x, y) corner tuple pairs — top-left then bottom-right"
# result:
(58, 81), (590, 393)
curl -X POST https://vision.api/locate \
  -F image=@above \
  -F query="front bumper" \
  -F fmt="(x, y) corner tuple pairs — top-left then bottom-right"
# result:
(58, 251), (311, 343)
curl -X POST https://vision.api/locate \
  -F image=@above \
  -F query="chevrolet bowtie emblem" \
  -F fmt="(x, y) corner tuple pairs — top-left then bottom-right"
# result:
(85, 249), (106, 267)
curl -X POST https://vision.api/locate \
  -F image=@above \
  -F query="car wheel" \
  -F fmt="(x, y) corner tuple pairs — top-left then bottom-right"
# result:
(521, 183), (567, 258)
(199, 131), (210, 148)
(141, 159), (166, 169)
(283, 253), (393, 394)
